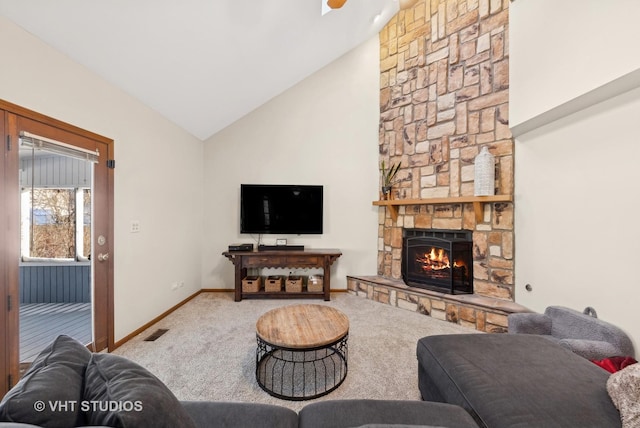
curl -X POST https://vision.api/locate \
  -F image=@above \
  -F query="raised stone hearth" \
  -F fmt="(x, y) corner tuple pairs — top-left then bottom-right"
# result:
(347, 275), (528, 333)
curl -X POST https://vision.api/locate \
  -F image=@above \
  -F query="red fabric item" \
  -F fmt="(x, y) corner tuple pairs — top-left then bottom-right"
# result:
(591, 356), (638, 373)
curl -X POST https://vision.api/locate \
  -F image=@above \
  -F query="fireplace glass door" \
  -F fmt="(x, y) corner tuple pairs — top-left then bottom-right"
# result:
(402, 229), (473, 294)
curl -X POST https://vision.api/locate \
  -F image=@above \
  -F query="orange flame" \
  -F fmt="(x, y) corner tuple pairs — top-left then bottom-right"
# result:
(416, 247), (467, 273)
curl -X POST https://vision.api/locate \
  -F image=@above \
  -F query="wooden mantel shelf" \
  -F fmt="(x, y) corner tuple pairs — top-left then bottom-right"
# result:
(372, 195), (512, 222)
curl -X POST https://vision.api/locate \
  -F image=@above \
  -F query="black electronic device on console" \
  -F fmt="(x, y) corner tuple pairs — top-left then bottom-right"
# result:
(228, 243), (254, 252)
(258, 244), (305, 252)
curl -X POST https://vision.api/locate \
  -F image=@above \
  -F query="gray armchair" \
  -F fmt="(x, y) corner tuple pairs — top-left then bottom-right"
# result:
(508, 306), (635, 360)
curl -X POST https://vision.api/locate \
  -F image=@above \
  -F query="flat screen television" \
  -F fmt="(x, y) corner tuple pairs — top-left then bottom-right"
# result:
(240, 184), (323, 234)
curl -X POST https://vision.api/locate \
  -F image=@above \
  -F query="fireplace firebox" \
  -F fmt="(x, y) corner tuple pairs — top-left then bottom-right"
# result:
(402, 229), (473, 294)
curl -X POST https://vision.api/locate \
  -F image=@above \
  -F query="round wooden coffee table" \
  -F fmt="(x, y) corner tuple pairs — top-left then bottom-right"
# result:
(255, 304), (349, 401)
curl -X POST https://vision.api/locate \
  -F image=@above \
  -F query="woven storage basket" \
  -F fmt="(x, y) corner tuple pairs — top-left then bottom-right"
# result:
(265, 275), (283, 292)
(242, 276), (261, 293)
(307, 275), (324, 293)
(285, 276), (304, 292)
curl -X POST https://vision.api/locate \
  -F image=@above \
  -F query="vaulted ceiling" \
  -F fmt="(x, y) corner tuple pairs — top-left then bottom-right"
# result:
(0, 0), (399, 140)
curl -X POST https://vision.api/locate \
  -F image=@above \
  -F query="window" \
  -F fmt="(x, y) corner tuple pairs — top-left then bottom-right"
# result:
(20, 187), (92, 261)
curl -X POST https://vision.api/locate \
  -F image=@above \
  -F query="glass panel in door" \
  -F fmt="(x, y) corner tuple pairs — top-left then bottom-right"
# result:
(18, 140), (93, 372)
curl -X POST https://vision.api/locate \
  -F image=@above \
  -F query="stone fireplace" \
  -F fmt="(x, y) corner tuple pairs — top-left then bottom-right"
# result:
(346, 0), (528, 333)
(402, 229), (473, 294)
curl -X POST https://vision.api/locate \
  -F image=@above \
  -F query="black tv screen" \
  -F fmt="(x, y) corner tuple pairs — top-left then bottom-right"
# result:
(240, 184), (323, 235)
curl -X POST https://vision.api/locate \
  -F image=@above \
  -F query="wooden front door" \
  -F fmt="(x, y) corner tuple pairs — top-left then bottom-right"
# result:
(0, 100), (114, 396)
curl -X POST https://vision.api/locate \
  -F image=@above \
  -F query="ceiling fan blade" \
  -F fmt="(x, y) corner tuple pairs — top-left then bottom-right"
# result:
(399, 0), (419, 9)
(327, 0), (416, 11)
(327, 0), (348, 9)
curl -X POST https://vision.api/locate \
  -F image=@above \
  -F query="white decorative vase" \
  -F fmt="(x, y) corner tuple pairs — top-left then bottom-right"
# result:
(474, 146), (495, 196)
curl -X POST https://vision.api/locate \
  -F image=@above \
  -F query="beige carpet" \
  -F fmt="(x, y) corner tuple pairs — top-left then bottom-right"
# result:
(113, 292), (477, 412)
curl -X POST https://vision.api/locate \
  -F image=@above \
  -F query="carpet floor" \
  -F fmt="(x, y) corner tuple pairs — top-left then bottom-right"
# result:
(113, 292), (477, 412)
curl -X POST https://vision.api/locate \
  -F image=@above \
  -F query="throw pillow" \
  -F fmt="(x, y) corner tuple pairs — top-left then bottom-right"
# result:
(607, 362), (640, 428)
(83, 353), (196, 428)
(0, 335), (91, 428)
(592, 356), (638, 373)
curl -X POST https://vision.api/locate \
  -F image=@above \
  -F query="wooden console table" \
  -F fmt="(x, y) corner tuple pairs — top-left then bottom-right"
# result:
(222, 249), (342, 301)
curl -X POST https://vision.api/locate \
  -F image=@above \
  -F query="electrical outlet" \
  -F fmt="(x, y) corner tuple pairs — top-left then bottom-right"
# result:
(130, 220), (141, 233)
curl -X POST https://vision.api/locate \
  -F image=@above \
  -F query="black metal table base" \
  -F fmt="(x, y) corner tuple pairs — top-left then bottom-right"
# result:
(256, 335), (348, 401)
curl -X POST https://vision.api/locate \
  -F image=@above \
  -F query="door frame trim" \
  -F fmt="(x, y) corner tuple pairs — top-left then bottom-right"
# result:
(0, 99), (114, 395)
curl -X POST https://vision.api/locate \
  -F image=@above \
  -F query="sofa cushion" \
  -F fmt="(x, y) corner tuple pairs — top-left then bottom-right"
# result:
(180, 401), (298, 428)
(298, 399), (478, 428)
(547, 306), (635, 359)
(83, 353), (196, 428)
(0, 335), (91, 427)
(607, 362), (640, 428)
(557, 338), (620, 359)
(0, 424), (44, 427)
(509, 307), (635, 361)
(354, 425), (449, 428)
(507, 312), (551, 335)
(417, 334), (621, 428)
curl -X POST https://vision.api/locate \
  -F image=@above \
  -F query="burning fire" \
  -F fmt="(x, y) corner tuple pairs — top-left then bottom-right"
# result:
(416, 247), (467, 273)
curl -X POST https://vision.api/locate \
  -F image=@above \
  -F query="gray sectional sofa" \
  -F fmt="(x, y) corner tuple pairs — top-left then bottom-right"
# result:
(2, 332), (631, 427)
(0, 335), (477, 428)
(417, 333), (624, 428)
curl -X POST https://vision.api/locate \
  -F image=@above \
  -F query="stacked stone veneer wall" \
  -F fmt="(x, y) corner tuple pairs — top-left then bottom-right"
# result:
(360, 0), (518, 332)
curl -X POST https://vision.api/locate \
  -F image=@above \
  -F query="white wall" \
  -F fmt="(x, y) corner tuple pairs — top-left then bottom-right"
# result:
(0, 16), (204, 342)
(511, 3), (640, 346)
(510, 0), (640, 135)
(202, 37), (381, 290)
